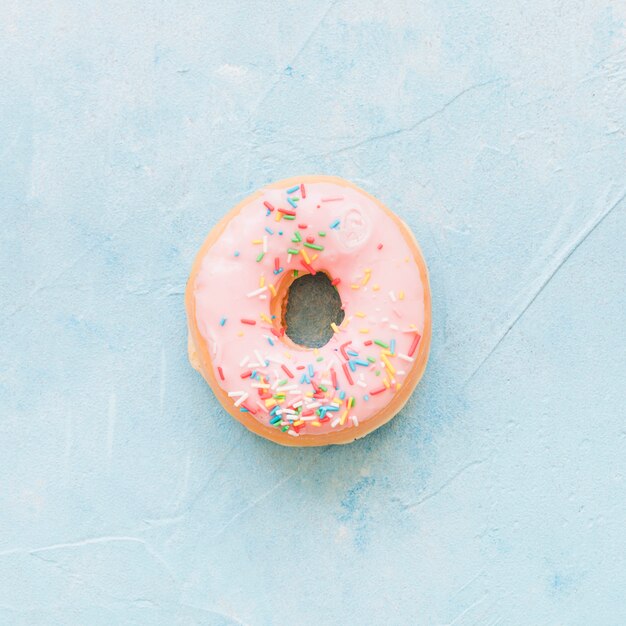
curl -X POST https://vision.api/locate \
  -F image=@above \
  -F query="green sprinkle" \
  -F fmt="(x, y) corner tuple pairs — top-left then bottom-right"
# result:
(316, 356), (324, 362)
(256, 252), (265, 262)
(319, 385), (328, 392)
(292, 231), (302, 243)
(293, 270), (299, 277)
(367, 356), (376, 363)
(375, 370), (381, 376)
(278, 379), (288, 386)
(282, 426), (289, 432)
(374, 340), (389, 349)
(318, 231), (326, 237)
(283, 215), (296, 220)
(287, 248), (299, 255)
(304, 242), (324, 251)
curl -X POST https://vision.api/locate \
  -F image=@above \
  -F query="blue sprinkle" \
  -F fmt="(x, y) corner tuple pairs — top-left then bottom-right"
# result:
(330, 219), (340, 229)
(339, 391), (346, 400)
(267, 337), (274, 346)
(240, 407), (250, 413)
(270, 415), (282, 425)
(323, 405), (339, 412)
(364, 394), (370, 402)
(286, 185), (300, 193)
(234, 251), (240, 257)
(347, 349), (359, 357)
(300, 373), (308, 384)
(390, 339), (396, 355)
(251, 370), (258, 379)
(265, 226), (274, 235)
(319, 408), (327, 418)
(220, 317), (227, 326)
(348, 360), (356, 372)
(266, 209), (271, 216)
(308, 364), (314, 377)
(278, 230), (283, 235)
(287, 197), (298, 208)
(354, 359), (369, 367)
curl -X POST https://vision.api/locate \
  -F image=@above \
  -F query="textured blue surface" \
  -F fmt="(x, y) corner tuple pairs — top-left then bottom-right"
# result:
(1, 2), (625, 624)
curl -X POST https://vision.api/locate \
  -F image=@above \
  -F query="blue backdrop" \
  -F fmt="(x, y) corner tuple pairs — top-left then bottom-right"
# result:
(1, 1), (625, 624)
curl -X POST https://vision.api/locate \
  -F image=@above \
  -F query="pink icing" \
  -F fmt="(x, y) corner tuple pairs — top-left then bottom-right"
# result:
(192, 179), (426, 438)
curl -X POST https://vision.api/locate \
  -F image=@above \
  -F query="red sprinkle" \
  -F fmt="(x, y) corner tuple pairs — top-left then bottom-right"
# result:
(259, 392), (272, 400)
(377, 243), (383, 250)
(340, 341), (352, 360)
(274, 257), (280, 271)
(302, 409), (315, 417)
(300, 184), (306, 198)
(310, 380), (320, 392)
(240, 402), (257, 414)
(217, 366), (225, 380)
(364, 340), (373, 346)
(342, 362), (354, 385)
(240, 369), (252, 379)
(264, 201), (275, 212)
(370, 386), (386, 395)
(241, 318), (256, 325)
(306, 236), (315, 243)
(331, 277), (341, 286)
(281, 364), (294, 379)
(300, 259), (316, 275)
(330, 367), (338, 389)
(298, 223), (308, 229)
(408, 333), (422, 357)
(271, 327), (285, 337)
(278, 207), (296, 216)
(296, 365), (306, 370)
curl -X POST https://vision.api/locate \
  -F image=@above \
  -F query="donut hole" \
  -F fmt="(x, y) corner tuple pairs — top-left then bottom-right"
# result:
(283, 273), (344, 348)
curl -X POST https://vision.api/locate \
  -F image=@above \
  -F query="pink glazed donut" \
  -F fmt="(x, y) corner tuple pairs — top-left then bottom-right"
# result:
(185, 176), (431, 446)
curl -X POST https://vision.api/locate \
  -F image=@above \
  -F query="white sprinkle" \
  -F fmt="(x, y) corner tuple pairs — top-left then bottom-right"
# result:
(381, 317), (389, 323)
(390, 323), (400, 331)
(356, 380), (367, 388)
(247, 286), (268, 298)
(351, 415), (359, 426)
(256, 400), (266, 412)
(320, 378), (332, 386)
(248, 362), (262, 369)
(266, 356), (284, 365)
(397, 370), (406, 376)
(398, 353), (414, 362)
(288, 430), (299, 437)
(322, 196), (344, 202)
(331, 417), (340, 427)
(239, 355), (250, 367)
(305, 401), (321, 410)
(389, 290), (396, 302)
(277, 384), (298, 392)
(292, 400), (303, 408)
(251, 383), (270, 389)
(263, 235), (268, 253)
(227, 391), (245, 398)
(260, 294), (267, 300)
(234, 393), (249, 407)
(287, 253), (292, 263)
(254, 350), (267, 367)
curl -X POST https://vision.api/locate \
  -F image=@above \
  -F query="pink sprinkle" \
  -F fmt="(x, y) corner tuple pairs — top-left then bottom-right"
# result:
(377, 243), (383, 250)
(408, 333), (421, 357)
(300, 184), (306, 198)
(321, 197), (344, 202)
(241, 318), (256, 325)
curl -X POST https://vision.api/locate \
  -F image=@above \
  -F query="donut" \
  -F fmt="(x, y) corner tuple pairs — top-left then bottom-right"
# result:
(185, 176), (431, 446)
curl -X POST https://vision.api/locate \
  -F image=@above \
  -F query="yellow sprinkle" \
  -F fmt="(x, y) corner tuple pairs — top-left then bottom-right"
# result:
(300, 248), (311, 263)
(351, 284), (360, 290)
(260, 313), (272, 323)
(305, 391), (313, 397)
(361, 269), (371, 285)
(275, 212), (283, 222)
(284, 352), (292, 359)
(372, 284), (380, 291)
(348, 396), (355, 408)
(382, 353), (396, 375)
(359, 328), (370, 334)
(340, 410), (348, 426)
(260, 275), (265, 288)
(237, 331), (244, 337)
(312, 421), (321, 427)
(383, 378), (391, 389)
(396, 383), (401, 391)
(404, 257), (409, 262)
(312, 253), (319, 261)
(355, 312), (366, 318)
(269, 283), (277, 296)
(265, 399), (277, 408)
(331, 322), (340, 333)
(314, 348), (319, 355)
(399, 290), (404, 300)
(252, 239), (262, 244)
(293, 420), (304, 427)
